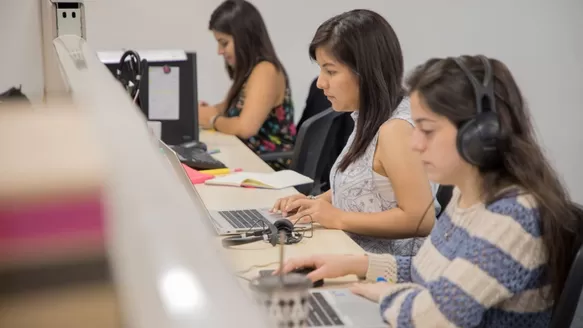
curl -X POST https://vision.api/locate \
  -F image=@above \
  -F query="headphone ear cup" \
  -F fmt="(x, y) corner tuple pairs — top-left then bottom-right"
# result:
(457, 112), (502, 169)
(272, 219), (294, 244)
(274, 219), (294, 232)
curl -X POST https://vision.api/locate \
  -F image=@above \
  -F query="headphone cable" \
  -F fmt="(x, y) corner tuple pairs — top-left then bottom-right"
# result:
(407, 197), (436, 283)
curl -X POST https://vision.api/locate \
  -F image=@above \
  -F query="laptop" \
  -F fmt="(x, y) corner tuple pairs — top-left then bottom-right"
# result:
(158, 140), (306, 235)
(305, 289), (387, 327)
(257, 270), (385, 327)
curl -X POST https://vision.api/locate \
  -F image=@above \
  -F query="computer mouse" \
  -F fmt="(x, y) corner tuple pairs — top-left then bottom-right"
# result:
(179, 140), (207, 152)
(290, 267), (324, 288)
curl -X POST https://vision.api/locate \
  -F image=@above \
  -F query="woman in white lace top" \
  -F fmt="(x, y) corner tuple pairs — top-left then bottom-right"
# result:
(272, 9), (440, 254)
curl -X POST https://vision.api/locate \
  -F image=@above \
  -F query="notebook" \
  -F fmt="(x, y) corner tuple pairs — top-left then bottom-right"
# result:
(204, 170), (313, 189)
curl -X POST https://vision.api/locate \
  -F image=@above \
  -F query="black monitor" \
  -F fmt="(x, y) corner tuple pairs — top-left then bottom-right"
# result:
(98, 50), (198, 145)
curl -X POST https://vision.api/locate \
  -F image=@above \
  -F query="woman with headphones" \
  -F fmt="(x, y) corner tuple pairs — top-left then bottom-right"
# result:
(275, 55), (580, 327)
(198, 0), (296, 171)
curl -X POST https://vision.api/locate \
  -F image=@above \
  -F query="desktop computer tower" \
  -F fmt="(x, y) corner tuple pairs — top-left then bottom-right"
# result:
(98, 50), (198, 145)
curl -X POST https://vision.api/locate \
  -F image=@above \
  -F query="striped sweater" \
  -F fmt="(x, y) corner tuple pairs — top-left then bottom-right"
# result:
(366, 188), (553, 327)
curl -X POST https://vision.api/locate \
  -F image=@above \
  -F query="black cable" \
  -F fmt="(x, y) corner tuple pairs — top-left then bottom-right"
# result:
(408, 198), (436, 283)
(116, 50), (144, 102)
(289, 213), (315, 241)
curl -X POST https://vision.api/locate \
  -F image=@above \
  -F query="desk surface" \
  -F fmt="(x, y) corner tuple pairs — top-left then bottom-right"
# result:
(197, 130), (364, 284)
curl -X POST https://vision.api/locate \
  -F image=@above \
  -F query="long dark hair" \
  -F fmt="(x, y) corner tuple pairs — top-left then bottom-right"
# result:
(209, 0), (283, 108)
(309, 9), (404, 171)
(406, 55), (580, 301)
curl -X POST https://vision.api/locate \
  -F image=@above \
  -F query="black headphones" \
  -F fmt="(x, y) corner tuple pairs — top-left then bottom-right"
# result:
(453, 56), (503, 170)
(116, 50), (143, 100)
(222, 219), (302, 247)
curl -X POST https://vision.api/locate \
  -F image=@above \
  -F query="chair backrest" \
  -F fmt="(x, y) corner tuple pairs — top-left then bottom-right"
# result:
(290, 108), (344, 195)
(549, 203), (583, 328)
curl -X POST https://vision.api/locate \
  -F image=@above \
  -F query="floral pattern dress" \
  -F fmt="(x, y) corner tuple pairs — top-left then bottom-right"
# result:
(225, 68), (296, 171)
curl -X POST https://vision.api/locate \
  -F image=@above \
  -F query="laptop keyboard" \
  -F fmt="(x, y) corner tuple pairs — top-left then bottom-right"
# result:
(218, 209), (268, 229)
(308, 292), (344, 326)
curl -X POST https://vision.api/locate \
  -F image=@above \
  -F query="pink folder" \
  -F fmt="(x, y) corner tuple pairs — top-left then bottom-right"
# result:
(181, 164), (214, 184)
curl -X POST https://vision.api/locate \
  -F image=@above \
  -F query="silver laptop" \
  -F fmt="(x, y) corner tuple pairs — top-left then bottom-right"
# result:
(158, 140), (304, 235)
(305, 289), (386, 327)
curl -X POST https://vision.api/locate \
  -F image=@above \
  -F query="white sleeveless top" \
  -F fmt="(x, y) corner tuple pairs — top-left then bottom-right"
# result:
(330, 97), (441, 254)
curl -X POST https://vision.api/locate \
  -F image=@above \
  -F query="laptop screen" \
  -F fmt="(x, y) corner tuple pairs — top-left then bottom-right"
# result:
(157, 140), (211, 210)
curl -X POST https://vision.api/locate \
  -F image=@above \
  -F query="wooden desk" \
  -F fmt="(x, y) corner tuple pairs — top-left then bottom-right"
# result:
(197, 130), (364, 284)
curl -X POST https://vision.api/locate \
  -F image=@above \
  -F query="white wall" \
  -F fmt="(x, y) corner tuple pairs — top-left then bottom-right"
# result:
(0, 0), (44, 103)
(2, 0), (582, 201)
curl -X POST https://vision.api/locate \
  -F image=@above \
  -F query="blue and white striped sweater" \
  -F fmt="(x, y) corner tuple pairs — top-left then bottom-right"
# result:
(366, 188), (553, 327)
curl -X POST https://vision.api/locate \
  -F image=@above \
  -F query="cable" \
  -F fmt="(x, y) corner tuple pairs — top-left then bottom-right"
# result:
(232, 215), (316, 281)
(408, 198), (436, 282)
(236, 261), (280, 275)
(235, 261), (281, 281)
(237, 275), (252, 282)
(289, 213), (315, 241)
(133, 89), (140, 104)
(116, 50), (144, 102)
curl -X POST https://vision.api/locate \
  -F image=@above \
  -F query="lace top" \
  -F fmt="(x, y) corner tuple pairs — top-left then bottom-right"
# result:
(330, 97), (440, 254)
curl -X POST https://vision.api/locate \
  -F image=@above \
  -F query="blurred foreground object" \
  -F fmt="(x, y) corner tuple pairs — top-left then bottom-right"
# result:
(0, 102), (116, 327)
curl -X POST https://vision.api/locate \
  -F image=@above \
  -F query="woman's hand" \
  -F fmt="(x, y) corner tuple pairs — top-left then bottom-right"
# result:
(286, 198), (344, 229)
(271, 194), (308, 216)
(198, 105), (220, 129)
(350, 282), (393, 303)
(273, 254), (369, 282)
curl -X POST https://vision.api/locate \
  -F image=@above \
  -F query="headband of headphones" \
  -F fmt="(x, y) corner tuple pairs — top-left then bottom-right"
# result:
(452, 55), (497, 117)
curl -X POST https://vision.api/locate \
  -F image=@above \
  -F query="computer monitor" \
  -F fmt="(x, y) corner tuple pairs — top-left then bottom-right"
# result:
(52, 35), (270, 328)
(98, 50), (198, 145)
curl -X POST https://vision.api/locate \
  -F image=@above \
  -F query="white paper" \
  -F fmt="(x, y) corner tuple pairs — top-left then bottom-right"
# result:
(205, 170), (313, 189)
(147, 121), (162, 139)
(97, 50), (187, 64)
(148, 66), (180, 120)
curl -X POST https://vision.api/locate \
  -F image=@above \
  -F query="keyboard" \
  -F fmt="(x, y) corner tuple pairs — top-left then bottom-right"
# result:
(308, 292), (344, 327)
(171, 146), (226, 170)
(217, 209), (268, 229)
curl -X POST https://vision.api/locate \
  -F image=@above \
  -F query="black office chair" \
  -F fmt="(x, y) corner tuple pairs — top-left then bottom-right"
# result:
(260, 108), (345, 195)
(549, 203), (583, 328)
(436, 185), (454, 217)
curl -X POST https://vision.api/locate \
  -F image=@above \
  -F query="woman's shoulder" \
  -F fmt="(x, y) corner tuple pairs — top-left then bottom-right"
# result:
(378, 97), (414, 137)
(385, 96), (413, 126)
(484, 188), (542, 237)
(248, 60), (280, 78)
(245, 61), (288, 91)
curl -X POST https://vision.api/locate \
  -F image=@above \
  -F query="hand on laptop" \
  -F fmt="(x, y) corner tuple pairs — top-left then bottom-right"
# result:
(286, 198), (343, 228)
(274, 254), (369, 283)
(350, 282), (393, 303)
(271, 194), (308, 216)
